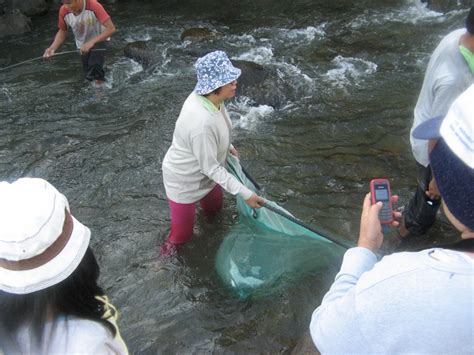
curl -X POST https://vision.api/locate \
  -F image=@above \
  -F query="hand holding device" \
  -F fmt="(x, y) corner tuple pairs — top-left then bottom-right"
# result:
(370, 178), (393, 224)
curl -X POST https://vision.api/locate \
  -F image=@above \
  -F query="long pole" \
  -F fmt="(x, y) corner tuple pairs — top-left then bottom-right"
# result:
(261, 202), (351, 249)
(231, 159), (351, 249)
(0, 49), (107, 72)
(241, 165), (261, 191)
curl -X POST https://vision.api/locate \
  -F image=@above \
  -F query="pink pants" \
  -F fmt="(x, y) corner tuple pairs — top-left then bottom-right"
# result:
(167, 185), (223, 244)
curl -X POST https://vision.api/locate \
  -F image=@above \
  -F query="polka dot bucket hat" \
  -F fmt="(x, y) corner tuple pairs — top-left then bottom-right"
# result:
(194, 50), (241, 95)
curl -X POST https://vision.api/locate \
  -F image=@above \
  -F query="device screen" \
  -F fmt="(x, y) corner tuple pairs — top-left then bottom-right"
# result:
(370, 179), (393, 225)
(374, 187), (389, 201)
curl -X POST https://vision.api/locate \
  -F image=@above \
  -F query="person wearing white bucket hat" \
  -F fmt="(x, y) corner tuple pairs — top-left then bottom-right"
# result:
(310, 86), (473, 353)
(162, 50), (264, 250)
(0, 178), (128, 354)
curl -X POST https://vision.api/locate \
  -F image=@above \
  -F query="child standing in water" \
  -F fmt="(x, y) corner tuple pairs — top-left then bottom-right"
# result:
(43, 0), (116, 84)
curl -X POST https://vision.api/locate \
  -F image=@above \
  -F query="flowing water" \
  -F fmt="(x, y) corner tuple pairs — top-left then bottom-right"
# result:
(0, 0), (468, 353)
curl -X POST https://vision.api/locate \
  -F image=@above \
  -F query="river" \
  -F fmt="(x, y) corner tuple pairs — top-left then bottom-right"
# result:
(0, 0), (468, 353)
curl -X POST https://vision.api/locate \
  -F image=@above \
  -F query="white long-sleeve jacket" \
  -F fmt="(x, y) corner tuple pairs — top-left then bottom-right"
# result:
(310, 247), (474, 354)
(411, 28), (473, 167)
(162, 92), (253, 203)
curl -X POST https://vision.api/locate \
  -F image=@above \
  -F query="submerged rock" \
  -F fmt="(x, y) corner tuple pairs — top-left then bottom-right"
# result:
(124, 41), (154, 68)
(232, 59), (277, 106)
(0, 0), (47, 38)
(122, 41), (292, 108)
(233, 60), (269, 88)
(7, 0), (47, 17)
(0, 13), (31, 38)
(180, 27), (218, 42)
(232, 59), (290, 108)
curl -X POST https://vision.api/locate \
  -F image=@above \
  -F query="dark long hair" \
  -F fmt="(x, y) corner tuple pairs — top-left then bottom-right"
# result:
(0, 247), (116, 348)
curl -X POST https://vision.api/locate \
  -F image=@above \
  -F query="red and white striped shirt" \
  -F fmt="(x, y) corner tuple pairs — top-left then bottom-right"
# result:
(58, 0), (110, 48)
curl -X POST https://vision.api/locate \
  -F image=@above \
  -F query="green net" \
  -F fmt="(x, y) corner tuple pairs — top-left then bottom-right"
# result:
(215, 155), (348, 298)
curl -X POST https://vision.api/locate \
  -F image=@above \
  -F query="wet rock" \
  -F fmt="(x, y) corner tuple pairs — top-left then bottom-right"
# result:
(232, 59), (274, 105)
(232, 59), (286, 108)
(180, 27), (218, 42)
(124, 41), (154, 68)
(0, 0), (46, 37)
(122, 41), (287, 108)
(0, 12), (31, 38)
(5, 0), (47, 17)
(233, 60), (269, 88)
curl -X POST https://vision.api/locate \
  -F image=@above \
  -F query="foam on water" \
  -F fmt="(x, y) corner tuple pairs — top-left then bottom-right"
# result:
(233, 46), (274, 65)
(232, 44), (315, 92)
(228, 96), (274, 129)
(325, 55), (378, 89)
(281, 25), (326, 41)
(385, 1), (444, 24)
(227, 33), (258, 45)
(351, 1), (444, 29)
(1, 86), (12, 103)
(159, 47), (173, 69)
(227, 26), (322, 99)
(106, 57), (144, 87)
(124, 31), (152, 42)
(278, 62), (314, 84)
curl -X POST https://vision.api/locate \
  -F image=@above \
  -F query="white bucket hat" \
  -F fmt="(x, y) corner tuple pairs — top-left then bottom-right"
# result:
(194, 50), (241, 95)
(0, 178), (90, 294)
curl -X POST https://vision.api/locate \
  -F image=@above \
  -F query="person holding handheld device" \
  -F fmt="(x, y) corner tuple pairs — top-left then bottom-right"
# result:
(309, 86), (474, 354)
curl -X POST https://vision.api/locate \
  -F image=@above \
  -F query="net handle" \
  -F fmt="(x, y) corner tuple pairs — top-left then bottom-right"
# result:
(230, 158), (351, 249)
(260, 202), (351, 249)
(0, 48), (107, 72)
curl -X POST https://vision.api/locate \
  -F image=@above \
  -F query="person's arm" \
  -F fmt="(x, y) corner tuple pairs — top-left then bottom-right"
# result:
(191, 132), (264, 208)
(80, 18), (116, 53)
(309, 247), (378, 353)
(43, 29), (68, 58)
(309, 193), (400, 352)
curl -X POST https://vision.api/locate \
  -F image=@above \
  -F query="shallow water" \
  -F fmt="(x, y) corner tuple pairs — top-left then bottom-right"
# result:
(0, 0), (467, 352)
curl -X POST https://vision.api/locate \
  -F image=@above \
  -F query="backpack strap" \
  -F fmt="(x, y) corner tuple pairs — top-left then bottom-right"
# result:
(95, 295), (129, 355)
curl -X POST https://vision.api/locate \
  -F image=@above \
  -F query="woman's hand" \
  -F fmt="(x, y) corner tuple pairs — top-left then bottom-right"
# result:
(229, 146), (239, 159)
(357, 193), (400, 253)
(245, 193), (264, 209)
